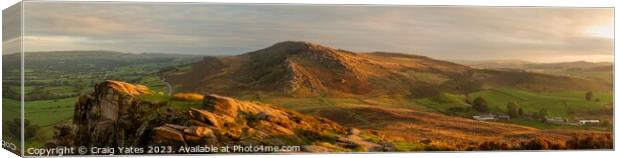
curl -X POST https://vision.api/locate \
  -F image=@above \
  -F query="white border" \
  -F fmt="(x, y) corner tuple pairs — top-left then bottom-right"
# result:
(1, 0), (618, 158)
(8, 0), (620, 7)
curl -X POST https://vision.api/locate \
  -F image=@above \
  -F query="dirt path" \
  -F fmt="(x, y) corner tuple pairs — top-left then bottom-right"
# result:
(346, 135), (384, 151)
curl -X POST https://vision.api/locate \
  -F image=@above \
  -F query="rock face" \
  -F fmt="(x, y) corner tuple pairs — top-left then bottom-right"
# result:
(45, 81), (384, 153)
(71, 80), (161, 148)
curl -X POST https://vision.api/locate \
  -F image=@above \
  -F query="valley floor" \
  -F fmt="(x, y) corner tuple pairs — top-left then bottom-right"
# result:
(242, 94), (612, 150)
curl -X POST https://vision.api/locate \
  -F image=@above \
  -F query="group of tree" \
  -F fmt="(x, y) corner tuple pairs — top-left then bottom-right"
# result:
(471, 96), (524, 117)
(585, 91), (593, 101)
(2, 119), (39, 140)
(26, 87), (77, 101)
(507, 102), (521, 118)
(408, 85), (441, 99)
(585, 91), (601, 102)
(472, 96), (489, 112)
(439, 74), (484, 94)
(533, 108), (548, 120)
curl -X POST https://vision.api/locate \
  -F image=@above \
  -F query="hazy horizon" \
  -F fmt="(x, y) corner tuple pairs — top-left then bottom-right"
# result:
(2, 2), (614, 63)
(2, 47), (614, 64)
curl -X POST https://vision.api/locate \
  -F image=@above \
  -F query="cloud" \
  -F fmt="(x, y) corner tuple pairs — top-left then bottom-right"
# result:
(2, 2), (22, 54)
(18, 2), (614, 62)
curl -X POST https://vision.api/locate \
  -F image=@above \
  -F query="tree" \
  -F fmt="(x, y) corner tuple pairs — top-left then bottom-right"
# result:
(472, 96), (489, 112)
(537, 108), (548, 119)
(518, 108), (524, 116)
(601, 120), (611, 128)
(465, 94), (473, 104)
(507, 102), (519, 117)
(564, 100), (576, 115)
(585, 91), (593, 101)
(73, 83), (85, 93)
(2, 119), (38, 140)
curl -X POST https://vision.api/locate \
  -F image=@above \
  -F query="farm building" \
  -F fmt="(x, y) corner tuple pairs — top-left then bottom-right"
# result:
(578, 120), (600, 125)
(544, 117), (566, 124)
(497, 114), (510, 120)
(473, 114), (495, 121)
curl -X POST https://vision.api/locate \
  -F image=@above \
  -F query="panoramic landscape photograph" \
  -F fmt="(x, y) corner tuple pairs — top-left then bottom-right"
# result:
(1, 2), (614, 156)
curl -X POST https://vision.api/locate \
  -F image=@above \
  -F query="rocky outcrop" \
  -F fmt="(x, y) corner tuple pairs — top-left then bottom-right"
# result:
(282, 58), (326, 94)
(71, 80), (164, 149)
(147, 94), (350, 152)
(45, 81), (385, 153)
(43, 124), (77, 148)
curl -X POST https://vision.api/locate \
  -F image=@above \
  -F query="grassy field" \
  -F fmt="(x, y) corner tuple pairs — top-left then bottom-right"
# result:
(19, 75), (172, 126)
(25, 97), (77, 127)
(1, 97), (78, 149)
(411, 87), (612, 130)
(243, 86), (612, 132)
(139, 92), (203, 110)
(7, 60), (192, 149)
(136, 75), (169, 94)
(2, 98), (21, 121)
(414, 88), (611, 117)
(469, 88), (612, 118)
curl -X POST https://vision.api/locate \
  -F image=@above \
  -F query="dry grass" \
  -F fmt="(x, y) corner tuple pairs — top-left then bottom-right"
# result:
(314, 106), (612, 151)
(172, 93), (204, 101)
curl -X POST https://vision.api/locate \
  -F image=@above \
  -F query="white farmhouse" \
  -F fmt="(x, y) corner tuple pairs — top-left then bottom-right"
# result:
(577, 120), (600, 125)
(544, 117), (566, 125)
(473, 114), (495, 121)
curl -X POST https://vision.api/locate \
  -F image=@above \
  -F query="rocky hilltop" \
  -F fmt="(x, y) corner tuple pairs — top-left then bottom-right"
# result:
(44, 81), (390, 154)
(164, 41), (470, 97)
(163, 41), (609, 97)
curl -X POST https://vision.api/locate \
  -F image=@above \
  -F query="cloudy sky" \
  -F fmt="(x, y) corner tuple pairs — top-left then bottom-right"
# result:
(4, 2), (614, 62)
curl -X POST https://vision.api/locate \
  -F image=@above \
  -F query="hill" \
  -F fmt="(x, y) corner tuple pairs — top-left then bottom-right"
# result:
(452, 60), (612, 70)
(3, 50), (200, 73)
(164, 41), (610, 97)
(164, 41), (469, 97)
(452, 60), (613, 86)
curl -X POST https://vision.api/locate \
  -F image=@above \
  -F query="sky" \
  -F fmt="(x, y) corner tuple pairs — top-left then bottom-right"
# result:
(3, 2), (614, 63)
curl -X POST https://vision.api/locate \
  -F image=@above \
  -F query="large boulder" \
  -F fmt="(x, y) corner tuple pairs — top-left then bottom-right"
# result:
(72, 80), (157, 149)
(201, 94), (239, 117)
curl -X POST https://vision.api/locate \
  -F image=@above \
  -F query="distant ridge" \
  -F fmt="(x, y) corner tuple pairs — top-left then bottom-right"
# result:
(163, 41), (610, 97)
